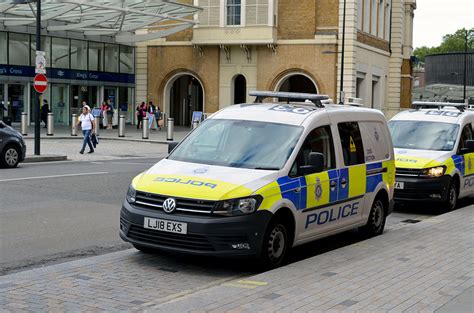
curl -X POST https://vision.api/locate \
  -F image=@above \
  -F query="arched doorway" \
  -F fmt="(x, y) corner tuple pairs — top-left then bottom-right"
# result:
(165, 74), (204, 126)
(276, 73), (318, 100)
(233, 74), (247, 104)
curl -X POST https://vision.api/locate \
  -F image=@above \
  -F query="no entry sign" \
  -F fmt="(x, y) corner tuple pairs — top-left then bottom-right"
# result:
(34, 74), (48, 93)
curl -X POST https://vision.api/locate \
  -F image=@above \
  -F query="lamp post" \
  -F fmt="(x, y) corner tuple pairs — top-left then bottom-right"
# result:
(35, 0), (41, 155)
(339, 0), (347, 104)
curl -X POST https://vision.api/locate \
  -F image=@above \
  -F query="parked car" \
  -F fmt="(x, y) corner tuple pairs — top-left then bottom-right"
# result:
(0, 121), (26, 168)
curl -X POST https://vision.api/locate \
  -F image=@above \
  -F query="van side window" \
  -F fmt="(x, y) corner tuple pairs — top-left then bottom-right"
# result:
(290, 126), (336, 176)
(458, 124), (473, 152)
(358, 122), (391, 162)
(338, 122), (365, 166)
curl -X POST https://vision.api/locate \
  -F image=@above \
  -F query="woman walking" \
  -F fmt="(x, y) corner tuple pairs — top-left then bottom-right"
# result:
(77, 105), (96, 154)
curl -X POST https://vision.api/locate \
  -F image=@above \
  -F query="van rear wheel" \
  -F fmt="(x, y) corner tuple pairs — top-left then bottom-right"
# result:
(360, 197), (386, 237)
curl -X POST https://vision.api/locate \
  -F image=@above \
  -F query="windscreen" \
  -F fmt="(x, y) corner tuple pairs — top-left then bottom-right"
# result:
(169, 119), (303, 170)
(388, 120), (459, 151)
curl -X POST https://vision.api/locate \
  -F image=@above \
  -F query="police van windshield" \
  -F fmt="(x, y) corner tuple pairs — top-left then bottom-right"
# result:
(168, 119), (303, 169)
(388, 121), (459, 151)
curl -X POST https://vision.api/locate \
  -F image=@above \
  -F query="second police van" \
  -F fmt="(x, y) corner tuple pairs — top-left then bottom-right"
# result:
(120, 91), (395, 268)
(388, 102), (474, 211)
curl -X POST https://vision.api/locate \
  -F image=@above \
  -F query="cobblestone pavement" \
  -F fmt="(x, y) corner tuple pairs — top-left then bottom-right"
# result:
(0, 206), (472, 312)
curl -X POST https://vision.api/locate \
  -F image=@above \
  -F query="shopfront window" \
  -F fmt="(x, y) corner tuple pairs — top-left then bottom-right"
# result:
(9, 33), (30, 66)
(71, 85), (98, 114)
(89, 42), (104, 72)
(52, 37), (70, 68)
(119, 87), (134, 123)
(30, 35), (51, 68)
(0, 84), (5, 121)
(71, 40), (88, 70)
(0, 32), (7, 64)
(30, 84), (50, 123)
(51, 84), (69, 125)
(104, 44), (118, 72)
(119, 45), (134, 74)
(8, 84), (27, 123)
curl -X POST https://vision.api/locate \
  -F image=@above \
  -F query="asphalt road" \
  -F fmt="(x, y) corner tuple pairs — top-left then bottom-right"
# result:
(0, 158), (158, 275)
(1, 159), (472, 276)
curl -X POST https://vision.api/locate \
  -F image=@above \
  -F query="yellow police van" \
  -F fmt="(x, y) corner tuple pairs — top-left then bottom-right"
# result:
(388, 102), (474, 211)
(120, 91), (395, 267)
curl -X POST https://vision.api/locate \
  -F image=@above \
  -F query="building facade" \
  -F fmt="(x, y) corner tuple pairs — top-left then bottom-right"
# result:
(137, 0), (416, 125)
(0, 30), (135, 125)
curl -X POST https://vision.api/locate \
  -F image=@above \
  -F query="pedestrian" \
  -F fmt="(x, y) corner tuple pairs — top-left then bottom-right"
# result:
(106, 99), (114, 129)
(77, 105), (96, 154)
(148, 101), (156, 130)
(155, 103), (162, 130)
(136, 102), (146, 129)
(100, 101), (112, 130)
(40, 100), (49, 128)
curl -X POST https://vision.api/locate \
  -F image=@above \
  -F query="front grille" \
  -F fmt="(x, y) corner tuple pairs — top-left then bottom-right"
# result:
(395, 189), (434, 199)
(396, 168), (424, 177)
(135, 191), (216, 214)
(127, 225), (215, 251)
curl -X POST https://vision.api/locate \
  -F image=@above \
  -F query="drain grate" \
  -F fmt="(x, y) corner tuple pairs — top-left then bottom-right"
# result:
(401, 219), (421, 224)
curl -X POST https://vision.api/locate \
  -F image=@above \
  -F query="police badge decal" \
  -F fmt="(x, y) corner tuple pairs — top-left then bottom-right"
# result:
(315, 177), (323, 201)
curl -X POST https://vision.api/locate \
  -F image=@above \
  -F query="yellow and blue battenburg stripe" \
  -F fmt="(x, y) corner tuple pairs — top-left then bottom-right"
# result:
(276, 176), (307, 210)
(452, 154), (465, 175)
(366, 162), (384, 192)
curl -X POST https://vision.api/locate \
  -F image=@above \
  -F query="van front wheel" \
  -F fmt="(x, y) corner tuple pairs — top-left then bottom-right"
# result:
(361, 197), (386, 237)
(260, 220), (289, 269)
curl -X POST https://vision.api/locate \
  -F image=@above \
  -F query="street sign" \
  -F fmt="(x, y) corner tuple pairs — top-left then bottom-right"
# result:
(34, 74), (48, 93)
(35, 50), (46, 74)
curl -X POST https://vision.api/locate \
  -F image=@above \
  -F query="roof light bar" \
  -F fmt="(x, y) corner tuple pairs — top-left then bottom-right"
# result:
(412, 101), (466, 112)
(249, 91), (329, 107)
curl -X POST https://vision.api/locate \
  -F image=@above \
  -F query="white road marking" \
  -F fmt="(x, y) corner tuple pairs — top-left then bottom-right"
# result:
(0, 172), (109, 183)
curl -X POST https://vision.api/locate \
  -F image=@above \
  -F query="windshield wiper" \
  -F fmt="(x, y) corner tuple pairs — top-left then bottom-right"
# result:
(253, 167), (280, 170)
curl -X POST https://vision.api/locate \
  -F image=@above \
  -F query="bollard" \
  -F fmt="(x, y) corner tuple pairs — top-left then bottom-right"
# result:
(192, 120), (199, 130)
(142, 118), (149, 139)
(118, 115), (125, 137)
(21, 112), (28, 135)
(71, 113), (78, 136)
(161, 112), (167, 128)
(47, 112), (54, 136)
(167, 117), (174, 141)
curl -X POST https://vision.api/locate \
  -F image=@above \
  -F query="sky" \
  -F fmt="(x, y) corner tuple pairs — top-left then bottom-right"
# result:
(413, 0), (474, 48)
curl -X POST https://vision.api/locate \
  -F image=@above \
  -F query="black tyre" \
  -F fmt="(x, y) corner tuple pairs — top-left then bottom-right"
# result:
(361, 197), (386, 237)
(442, 180), (458, 212)
(133, 244), (156, 254)
(1, 145), (20, 168)
(260, 219), (289, 269)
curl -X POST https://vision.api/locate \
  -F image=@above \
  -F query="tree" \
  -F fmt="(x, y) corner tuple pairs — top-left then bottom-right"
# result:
(413, 28), (474, 62)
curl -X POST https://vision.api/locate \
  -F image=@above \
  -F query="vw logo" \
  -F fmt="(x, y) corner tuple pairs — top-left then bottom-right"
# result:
(162, 198), (177, 213)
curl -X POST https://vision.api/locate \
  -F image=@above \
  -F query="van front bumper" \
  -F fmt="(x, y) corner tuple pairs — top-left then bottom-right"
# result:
(120, 200), (273, 257)
(394, 175), (451, 202)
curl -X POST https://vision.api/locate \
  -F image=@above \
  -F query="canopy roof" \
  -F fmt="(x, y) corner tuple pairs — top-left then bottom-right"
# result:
(0, 0), (201, 43)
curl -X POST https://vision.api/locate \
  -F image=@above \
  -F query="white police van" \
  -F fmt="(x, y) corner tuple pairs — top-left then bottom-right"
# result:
(388, 102), (474, 211)
(120, 91), (395, 267)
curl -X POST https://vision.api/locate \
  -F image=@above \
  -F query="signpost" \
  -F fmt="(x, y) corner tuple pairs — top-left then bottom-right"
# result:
(33, 74), (48, 93)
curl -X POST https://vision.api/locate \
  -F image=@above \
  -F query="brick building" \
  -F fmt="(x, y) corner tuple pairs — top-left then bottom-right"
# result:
(136, 0), (416, 125)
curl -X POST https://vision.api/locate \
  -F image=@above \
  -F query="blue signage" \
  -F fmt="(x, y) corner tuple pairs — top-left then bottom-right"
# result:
(0, 65), (134, 84)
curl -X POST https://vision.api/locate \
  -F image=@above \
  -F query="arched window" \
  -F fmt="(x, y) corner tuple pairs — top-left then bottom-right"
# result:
(278, 74), (318, 96)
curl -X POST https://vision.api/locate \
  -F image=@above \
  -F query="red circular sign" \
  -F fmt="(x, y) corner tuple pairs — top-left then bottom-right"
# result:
(34, 74), (48, 93)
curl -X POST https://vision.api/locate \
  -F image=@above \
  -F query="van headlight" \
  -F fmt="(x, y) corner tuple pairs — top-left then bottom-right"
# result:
(126, 184), (137, 204)
(214, 196), (263, 216)
(422, 166), (446, 177)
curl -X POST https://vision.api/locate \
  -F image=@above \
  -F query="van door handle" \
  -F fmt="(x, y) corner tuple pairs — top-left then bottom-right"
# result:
(294, 187), (301, 193)
(341, 178), (347, 187)
(330, 181), (337, 188)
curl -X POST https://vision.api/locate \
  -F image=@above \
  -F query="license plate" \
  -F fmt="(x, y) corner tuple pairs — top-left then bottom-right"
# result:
(144, 217), (187, 234)
(394, 182), (405, 189)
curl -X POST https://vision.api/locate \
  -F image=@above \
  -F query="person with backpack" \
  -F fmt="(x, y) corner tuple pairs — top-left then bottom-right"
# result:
(77, 105), (96, 154)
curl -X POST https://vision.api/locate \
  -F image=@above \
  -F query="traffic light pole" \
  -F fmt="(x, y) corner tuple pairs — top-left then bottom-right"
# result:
(34, 0), (41, 155)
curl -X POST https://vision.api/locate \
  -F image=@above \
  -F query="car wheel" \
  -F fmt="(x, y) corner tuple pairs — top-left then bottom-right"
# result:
(1, 145), (20, 168)
(133, 244), (156, 254)
(260, 219), (289, 269)
(443, 181), (458, 212)
(361, 197), (386, 237)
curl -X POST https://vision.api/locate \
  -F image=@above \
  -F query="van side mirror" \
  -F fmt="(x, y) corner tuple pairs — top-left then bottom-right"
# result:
(461, 140), (474, 154)
(168, 141), (179, 154)
(299, 152), (325, 175)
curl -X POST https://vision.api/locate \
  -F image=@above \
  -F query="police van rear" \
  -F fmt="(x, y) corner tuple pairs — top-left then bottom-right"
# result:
(120, 91), (395, 268)
(388, 102), (474, 211)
